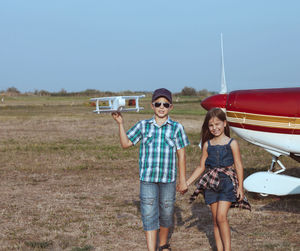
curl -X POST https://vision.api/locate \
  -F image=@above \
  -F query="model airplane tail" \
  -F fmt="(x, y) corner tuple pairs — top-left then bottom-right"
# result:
(90, 95), (145, 114)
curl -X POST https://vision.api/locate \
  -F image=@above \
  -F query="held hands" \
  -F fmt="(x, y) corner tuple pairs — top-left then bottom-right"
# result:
(176, 181), (188, 195)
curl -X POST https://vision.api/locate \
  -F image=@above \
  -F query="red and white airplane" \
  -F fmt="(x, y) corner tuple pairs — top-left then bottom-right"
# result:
(201, 35), (300, 196)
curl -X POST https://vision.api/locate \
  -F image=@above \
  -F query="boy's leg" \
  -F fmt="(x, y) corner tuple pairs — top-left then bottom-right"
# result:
(140, 181), (160, 251)
(158, 226), (169, 249)
(145, 230), (158, 251)
(158, 181), (176, 248)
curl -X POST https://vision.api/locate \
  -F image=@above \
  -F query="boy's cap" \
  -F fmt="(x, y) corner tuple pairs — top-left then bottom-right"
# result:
(152, 88), (172, 103)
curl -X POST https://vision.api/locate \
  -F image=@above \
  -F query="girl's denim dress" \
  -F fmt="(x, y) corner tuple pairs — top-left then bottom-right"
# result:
(204, 139), (236, 204)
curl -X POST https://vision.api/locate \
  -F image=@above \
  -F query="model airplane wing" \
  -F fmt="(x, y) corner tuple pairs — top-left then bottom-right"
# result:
(90, 96), (119, 102)
(90, 94), (145, 114)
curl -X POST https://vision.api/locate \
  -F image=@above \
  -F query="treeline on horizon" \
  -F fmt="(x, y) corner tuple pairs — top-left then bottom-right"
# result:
(0, 86), (216, 98)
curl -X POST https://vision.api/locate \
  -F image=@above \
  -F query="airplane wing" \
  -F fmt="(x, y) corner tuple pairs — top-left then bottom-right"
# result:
(119, 95), (146, 99)
(244, 171), (300, 196)
(90, 95), (145, 101)
(93, 107), (144, 114)
(90, 96), (120, 101)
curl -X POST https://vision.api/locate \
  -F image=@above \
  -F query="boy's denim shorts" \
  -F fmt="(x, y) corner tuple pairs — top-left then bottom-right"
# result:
(204, 172), (236, 205)
(140, 181), (176, 231)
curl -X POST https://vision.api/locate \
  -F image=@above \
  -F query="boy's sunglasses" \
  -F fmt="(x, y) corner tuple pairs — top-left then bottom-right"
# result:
(153, 102), (171, 108)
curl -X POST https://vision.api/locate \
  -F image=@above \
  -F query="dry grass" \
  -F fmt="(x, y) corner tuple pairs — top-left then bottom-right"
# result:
(0, 97), (299, 251)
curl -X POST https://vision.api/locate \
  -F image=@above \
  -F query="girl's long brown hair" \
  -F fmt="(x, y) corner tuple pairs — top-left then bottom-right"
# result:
(200, 108), (230, 148)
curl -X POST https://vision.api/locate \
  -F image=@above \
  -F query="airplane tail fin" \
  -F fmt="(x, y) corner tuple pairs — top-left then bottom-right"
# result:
(220, 33), (227, 94)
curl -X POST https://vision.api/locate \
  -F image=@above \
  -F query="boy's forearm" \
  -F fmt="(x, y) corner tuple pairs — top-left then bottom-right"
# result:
(118, 123), (133, 148)
(177, 148), (187, 183)
(178, 162), (186, 183)
(177, 150), (188, 193)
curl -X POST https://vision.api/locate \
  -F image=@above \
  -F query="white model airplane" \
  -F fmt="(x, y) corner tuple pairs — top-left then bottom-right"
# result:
(200, 34), (300, 196)
(90, 95), (145, 114)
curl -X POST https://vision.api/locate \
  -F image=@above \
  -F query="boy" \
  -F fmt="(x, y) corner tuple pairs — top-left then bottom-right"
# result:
(112, 88), (189, 251)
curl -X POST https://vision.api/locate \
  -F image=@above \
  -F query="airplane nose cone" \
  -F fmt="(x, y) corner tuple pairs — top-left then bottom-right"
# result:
(201, 94), (228, 111)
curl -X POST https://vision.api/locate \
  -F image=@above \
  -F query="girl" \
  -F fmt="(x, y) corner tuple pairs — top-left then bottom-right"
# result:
(186, 108), (250, 251)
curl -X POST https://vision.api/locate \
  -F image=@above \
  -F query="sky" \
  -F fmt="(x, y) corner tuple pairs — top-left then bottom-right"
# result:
(1, 0), (300, 93)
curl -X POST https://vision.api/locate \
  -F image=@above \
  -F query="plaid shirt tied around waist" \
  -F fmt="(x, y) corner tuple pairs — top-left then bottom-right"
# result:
(126, 117), (189, 183)
(190, 166), (251, 211)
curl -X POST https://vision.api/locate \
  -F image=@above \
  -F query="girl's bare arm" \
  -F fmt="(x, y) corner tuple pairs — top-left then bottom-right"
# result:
(231, 139), (244, 200)
(186, 142), (208, 186)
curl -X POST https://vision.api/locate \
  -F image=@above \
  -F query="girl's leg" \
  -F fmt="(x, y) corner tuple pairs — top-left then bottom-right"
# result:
(210, 202), (223, 251)
(216, 201), (232, 251)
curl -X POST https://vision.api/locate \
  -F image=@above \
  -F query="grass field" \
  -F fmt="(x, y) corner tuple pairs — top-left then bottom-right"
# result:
(0, 95), (299, 251)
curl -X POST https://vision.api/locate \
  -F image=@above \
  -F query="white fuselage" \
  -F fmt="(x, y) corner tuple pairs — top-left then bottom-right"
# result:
(231, 127), (300, 156)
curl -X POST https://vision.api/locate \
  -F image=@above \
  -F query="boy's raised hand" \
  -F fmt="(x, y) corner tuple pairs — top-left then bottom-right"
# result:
(111, 112), (133, 149)
(112, 112), (123, 124)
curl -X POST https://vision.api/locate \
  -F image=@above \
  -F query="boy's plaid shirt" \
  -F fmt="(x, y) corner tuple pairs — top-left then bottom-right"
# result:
(126, 117), (189, 183)
(190, 166), (251, 210)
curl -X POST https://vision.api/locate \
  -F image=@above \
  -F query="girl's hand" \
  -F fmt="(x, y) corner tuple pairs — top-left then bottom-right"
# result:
(237, 187), (244, 202)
